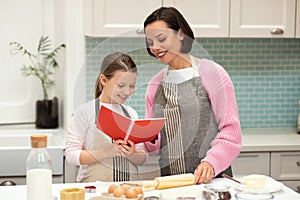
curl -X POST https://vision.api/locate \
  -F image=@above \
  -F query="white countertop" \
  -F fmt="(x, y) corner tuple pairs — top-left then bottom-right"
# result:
(0, 178), (299, 200)
(241, 128), (300, 152)
(0, 125), (298, 152)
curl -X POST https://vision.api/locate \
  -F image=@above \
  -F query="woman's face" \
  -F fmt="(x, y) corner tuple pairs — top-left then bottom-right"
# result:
(100, 70), (136, 104)
(145, 20), (184, 64)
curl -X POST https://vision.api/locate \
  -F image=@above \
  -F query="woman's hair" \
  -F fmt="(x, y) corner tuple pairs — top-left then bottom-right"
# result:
(94, 52), (137, 98)
(144, 7), (194, 57)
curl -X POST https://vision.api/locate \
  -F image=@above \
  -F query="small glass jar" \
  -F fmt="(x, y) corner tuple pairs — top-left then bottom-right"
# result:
(204, 184), (231, 200)
(235, 192), (274, 200)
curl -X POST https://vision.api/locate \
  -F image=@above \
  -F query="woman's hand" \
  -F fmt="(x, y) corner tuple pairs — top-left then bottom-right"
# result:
(194, 161), (215, 184)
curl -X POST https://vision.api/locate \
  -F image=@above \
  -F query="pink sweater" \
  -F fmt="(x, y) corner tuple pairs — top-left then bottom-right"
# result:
(144, 58), (242, 176)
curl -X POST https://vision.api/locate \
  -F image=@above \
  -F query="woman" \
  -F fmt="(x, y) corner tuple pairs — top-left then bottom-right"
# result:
(143, 7), (242, 184)
(65, 52), (147, 182)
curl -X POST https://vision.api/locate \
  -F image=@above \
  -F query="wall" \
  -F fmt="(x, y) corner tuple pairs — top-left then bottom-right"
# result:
(85, 37), (300, 129)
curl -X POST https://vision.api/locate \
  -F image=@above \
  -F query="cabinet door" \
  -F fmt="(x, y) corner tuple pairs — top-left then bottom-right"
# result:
(271, 152), (300, 180)
(84, 0), (161, 37)
(164, 0), (229, 37)
(297, 0), (300, 38)
(230, 0), (296, 38)
(280, 181), (300, 193)
(0, 175), (63, 185)
(231, 152), (270, 176)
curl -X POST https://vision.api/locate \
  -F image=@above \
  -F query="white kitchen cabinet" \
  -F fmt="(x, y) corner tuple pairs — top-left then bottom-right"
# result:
(84, 0), (161, 37)
(232, 151), (300, 193)
(0, 175), (63, 186)
(230, 0), (297, 38)
(297, 0), (300, 38)
(84, 0), (229, 37)
(85, 0), (300, 38)
(231, 152), (270, 176)
(271, 152), (300, 193)
(163, 0), (229, 37)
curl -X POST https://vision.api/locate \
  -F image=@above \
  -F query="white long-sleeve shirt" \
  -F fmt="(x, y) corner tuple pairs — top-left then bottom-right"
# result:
(65, 99), (146, 182)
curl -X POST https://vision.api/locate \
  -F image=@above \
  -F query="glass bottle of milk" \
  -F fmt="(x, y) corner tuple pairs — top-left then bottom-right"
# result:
(26, 135), (52, 200)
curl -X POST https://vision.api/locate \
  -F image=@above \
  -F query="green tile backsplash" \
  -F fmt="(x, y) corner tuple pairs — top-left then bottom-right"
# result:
(85, 37), (300, 129)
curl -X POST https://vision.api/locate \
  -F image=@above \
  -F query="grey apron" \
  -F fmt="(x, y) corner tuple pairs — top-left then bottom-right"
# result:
(153, 56), (232, 177)
(81, 99), (132, 182)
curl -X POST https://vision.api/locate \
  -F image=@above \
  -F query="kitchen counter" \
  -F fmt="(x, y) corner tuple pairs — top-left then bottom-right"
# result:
(0, 178), (299, 200)
(241, 128), (300, 152)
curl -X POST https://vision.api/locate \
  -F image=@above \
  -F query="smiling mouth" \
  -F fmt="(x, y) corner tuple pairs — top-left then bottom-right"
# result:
(156, 50), (168, 58)
(119, 95), (128, 101)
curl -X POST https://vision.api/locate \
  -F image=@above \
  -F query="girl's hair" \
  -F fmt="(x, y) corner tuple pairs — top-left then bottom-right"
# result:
(94, 52), (137, 98)
(144, 7), (194, 57)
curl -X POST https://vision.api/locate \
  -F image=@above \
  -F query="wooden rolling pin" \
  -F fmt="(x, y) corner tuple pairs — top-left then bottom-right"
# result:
(154, 173), (195, 190)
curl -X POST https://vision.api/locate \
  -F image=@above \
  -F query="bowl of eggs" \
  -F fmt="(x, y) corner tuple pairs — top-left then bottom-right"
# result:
(90, 183), (144, 200)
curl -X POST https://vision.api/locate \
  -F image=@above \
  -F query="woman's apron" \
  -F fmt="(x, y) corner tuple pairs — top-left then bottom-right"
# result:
(154, 56), (232, 177)
(81, 99), (138, 182)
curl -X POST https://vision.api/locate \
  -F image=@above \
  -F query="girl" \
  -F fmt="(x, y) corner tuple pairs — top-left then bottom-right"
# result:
(65, 52), (147, 182)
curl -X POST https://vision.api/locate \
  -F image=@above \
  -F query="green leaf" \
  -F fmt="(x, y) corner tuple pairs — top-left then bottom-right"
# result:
(9, 36), (66, 100)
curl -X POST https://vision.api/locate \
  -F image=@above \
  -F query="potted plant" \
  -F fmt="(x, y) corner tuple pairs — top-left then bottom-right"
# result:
(9, 36), (66, 128)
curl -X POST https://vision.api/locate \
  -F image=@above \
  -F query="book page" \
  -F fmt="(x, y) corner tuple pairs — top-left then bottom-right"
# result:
(97, 106), (165, 144)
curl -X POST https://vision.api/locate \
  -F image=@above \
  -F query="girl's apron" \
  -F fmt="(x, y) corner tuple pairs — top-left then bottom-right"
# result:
(81, 99), (138, 182)
(154, 56), (232, 177)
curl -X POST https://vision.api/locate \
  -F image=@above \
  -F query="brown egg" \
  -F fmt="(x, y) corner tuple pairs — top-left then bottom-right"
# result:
(108, 184), (116, 194)
(134, 186), (143, 195)
(121, 183), (129, 190)
(113, 187), (125, 198)
(125, 188), (138, 199)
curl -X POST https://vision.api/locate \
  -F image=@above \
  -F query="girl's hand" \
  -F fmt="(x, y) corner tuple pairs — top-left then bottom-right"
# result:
(194, 161), (215, 184)
(117, 139), (135, 158)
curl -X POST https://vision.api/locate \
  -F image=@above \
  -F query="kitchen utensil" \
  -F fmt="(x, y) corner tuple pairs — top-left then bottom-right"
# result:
(154, 173), (195, 189)
(221, 173), (243, 184)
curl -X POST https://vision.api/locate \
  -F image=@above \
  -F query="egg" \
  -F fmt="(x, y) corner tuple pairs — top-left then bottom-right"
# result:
(108, 184), (116, 194)
(134, 186), (143, 195)
(121, 183), (129, 190)
(125, 188), (138, 199)
(113, 187), (125, 198)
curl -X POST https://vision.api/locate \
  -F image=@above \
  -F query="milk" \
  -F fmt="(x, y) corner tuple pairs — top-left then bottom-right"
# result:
(27, 168), (52, 200)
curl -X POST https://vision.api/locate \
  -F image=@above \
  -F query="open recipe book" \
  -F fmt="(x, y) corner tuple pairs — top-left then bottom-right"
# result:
(96, 106), (165, 144)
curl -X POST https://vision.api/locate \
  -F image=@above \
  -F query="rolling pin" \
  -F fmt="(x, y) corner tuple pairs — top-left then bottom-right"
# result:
(154, 173), (195, 190)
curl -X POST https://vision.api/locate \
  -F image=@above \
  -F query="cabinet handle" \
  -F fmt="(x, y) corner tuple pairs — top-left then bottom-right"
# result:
(0, 180), (16, 186)
(297, 161), (300, 167)
(270, 28), (284, 35)
(136, 28), (144, 34)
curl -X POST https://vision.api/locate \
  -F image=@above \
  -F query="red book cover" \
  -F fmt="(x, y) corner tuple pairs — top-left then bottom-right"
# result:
(96, 106), (165, 144)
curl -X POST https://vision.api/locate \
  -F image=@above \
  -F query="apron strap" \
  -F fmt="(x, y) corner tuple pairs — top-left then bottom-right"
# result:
(190, 55), (200, 77)
(95, 98), (131, 121)
(120, 105), (131, 119)
(95, 98), (100, 124)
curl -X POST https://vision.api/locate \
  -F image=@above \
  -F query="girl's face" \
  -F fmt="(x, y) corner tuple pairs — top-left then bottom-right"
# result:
(145, 20), (184, 64)
(100, 70), (137, 104)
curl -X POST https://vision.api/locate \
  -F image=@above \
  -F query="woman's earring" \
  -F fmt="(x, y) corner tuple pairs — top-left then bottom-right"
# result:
(180, 39), (184, 46)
